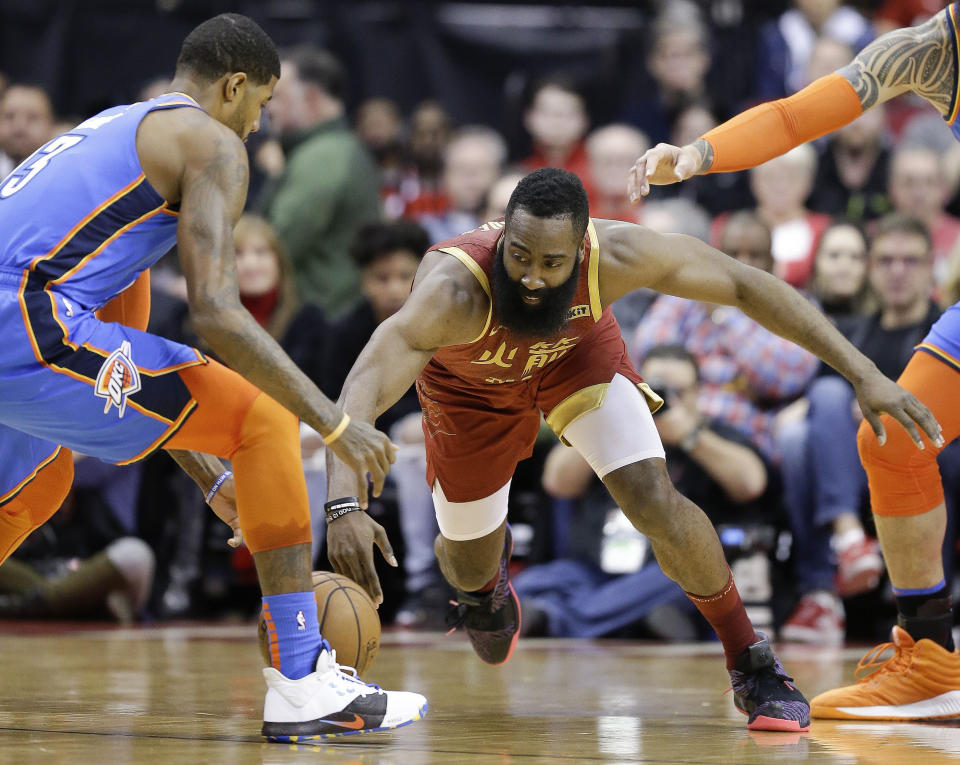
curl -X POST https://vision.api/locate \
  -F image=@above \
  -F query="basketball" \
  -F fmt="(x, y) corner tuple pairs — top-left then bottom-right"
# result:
(258, 571), (381, 675)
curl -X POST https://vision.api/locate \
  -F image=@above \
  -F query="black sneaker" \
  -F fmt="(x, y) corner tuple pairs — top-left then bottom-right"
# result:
(445, 525), (521, 665)
(730, 635), (811, 731)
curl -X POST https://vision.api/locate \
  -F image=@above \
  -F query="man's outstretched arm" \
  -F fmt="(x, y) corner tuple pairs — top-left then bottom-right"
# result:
(629, 10), (955, 198)
(175, 117), (395, 501)
(600, 221), (944, 449)
(324, 259), (484, 604)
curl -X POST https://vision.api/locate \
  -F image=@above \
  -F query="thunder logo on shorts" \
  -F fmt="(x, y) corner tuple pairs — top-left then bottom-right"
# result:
(94, 340), (142, 418)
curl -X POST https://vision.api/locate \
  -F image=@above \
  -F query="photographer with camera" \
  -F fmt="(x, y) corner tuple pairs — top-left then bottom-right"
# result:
(513, 343), (775, 640)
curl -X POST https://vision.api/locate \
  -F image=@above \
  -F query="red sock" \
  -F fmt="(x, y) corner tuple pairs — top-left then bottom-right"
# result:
(685, 571), (759, 670)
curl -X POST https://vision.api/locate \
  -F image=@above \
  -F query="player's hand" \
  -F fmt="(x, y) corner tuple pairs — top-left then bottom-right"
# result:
(854, 372), (944, 450)
(326, 510), (398, 607)
(326, 419), (398, 508)
(207, 475), (242, 548)
(628, 143), (702, 202)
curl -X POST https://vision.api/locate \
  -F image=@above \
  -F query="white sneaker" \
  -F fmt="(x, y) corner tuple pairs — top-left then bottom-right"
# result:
(261, 647), (428, 741)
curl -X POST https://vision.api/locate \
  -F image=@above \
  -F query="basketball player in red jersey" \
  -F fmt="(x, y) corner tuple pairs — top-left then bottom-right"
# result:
(324, 168), (939, 732)
(631, 5), (960, 722)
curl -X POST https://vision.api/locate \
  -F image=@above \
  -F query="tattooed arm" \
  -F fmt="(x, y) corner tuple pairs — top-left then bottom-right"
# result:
(839, 12), (955, 114)
(173, 115), (395, 502)
(629, 8), (957, 197)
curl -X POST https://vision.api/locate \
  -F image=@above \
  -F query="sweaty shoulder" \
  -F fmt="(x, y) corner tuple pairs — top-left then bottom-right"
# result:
(406, 250), (490, 348)
(839, 9), (956, 114)
(136, 107), (246, 205)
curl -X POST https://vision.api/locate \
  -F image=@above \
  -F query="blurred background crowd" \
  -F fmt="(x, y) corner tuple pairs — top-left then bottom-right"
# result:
(1, 0), (958, 648)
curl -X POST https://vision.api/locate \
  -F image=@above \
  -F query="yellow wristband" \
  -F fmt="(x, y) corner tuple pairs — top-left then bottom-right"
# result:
(322, 413), (351, 445)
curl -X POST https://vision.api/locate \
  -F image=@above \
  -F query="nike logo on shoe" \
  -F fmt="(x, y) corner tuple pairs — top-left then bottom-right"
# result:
(320, 713), (367, 730)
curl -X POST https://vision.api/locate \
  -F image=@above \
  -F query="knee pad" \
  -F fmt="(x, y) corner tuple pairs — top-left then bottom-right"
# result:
(857, 418), (944, 517)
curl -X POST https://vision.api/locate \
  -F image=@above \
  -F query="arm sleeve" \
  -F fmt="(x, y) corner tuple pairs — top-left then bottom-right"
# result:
(702, 74), (864, 174)
(95, 270), (151, 331)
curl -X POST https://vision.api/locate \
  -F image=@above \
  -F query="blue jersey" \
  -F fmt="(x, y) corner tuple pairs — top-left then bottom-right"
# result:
(0, 93), (210, 489)
(0, 92), (202, 310)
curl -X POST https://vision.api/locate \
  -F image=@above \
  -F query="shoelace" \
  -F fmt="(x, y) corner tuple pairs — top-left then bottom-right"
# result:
(445, 599), (468, 636)
(323, 647), (383, 694)
(853, 640), (911, 683)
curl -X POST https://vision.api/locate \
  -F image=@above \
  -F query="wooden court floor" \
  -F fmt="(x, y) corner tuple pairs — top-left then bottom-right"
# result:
(1, 623), (959, 764)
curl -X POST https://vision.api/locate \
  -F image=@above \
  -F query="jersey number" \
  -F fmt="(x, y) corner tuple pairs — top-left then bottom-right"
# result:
(0, 134), (85, 198)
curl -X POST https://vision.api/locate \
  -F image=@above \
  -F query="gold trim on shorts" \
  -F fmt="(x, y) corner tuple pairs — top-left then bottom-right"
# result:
(546, 381), (664, 445)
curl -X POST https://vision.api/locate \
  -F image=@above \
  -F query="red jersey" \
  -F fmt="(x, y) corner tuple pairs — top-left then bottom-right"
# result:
(417, 218), (650, 501)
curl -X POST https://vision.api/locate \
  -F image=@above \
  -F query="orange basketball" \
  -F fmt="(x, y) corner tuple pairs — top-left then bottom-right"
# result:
(258, 571), (381, 675)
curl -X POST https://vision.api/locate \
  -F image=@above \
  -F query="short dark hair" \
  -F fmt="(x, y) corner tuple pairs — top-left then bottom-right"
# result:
(505, 168), (590, 239)
(176, 13), (280, 85)
(870, 212), (932, 254)
(641, 343), (700, 382)
(283, 46), (346, 102)
(527, 74), (586, 110)
(350, 220), (430, 269)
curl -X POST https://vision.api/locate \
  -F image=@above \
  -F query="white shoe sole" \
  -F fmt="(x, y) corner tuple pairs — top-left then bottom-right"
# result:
(834, 691), (960, 720)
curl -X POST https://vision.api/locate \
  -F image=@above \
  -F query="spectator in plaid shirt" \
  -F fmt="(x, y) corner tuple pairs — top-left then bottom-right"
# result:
(630, 211), (818, 461)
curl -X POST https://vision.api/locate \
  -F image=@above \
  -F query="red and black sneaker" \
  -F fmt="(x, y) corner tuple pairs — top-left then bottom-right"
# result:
(730, 635), (811, 732)
(446, 525), (521, 665)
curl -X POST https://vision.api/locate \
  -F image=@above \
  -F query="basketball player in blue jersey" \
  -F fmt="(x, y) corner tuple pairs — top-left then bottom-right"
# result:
(0, 13), (425, 740)
(632, 5), (960, 722)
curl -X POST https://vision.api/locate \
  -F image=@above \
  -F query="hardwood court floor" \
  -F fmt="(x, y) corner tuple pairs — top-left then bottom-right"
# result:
(0, 623), (959, 764)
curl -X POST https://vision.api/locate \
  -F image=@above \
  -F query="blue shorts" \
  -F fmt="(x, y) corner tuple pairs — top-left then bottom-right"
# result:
(0, 270), (204, 501)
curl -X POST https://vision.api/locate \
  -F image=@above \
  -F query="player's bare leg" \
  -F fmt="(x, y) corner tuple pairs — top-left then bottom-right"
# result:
(253, 543), (314, 595)
(602, 458), (810, 732)
(602, 459), (728, 595)
(434, 522), (506, 592)
(874, 506), (946, 589)
(438, 520), (521, 665)
(812, 350), (960, 721)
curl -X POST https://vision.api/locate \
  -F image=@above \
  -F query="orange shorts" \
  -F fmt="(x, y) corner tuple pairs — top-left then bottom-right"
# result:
(858, 347), (960, 517)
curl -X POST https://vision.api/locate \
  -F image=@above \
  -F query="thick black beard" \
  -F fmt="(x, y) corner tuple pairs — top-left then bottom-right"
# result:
(490, 243), (580, 338)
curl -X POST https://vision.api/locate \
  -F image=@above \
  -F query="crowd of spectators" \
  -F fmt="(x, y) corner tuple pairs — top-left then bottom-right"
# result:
(1, 0), (959, 646)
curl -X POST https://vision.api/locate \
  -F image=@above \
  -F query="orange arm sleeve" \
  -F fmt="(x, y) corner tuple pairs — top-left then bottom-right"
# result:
(95, 270), (151, 331)
(702, 74), (864, 174)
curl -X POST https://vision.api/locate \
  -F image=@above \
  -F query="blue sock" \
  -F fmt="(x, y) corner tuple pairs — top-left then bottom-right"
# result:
(262, 591), (323, 679)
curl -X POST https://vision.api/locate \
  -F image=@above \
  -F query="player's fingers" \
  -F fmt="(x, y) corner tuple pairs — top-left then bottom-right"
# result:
(327, 548), (345, 576)
(627, 166), (641, 203)
(386, 439), (398, 464)
(862, 409), (887, 447)
(907, 396), (944, 447)
(368, 460), (386, 499)
(359, 550), (384, 606)
(888, 406), (926, 450)
(373, 523), (398, 567)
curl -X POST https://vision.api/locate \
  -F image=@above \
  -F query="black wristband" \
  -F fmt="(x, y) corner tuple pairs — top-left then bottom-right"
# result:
(324, 496), (362, 524)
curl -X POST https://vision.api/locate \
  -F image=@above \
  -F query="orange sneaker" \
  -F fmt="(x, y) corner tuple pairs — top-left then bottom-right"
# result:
(811, 626), (960, 720)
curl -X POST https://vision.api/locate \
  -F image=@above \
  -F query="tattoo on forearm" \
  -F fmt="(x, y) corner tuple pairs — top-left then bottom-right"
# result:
(839, 14), (955, 114)
(181, 134), (342, 435)
(692, 139), (714, 173)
